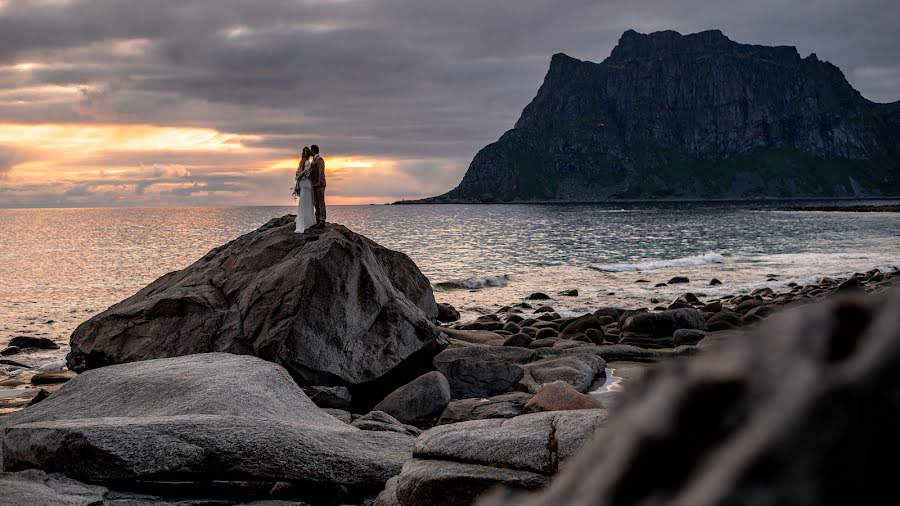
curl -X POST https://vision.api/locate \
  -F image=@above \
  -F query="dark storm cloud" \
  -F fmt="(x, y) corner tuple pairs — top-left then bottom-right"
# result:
(1, 0), (898, 207)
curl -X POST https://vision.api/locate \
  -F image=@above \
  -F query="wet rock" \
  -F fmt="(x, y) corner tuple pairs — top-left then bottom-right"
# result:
(481, 289), (900, 506)
(26, 389), (51, 407)
(672, 329), (708, 347)
(2, 354), (414, 490)
(559, 315), (604, 340)
(437, 392), (533, 425)
(0, 346), (21, 356)
(736, 298), (766, 313)
(535, 328), (559, 340)
(655, 283), (667, 287)
(668, 276), (690, 284)
(528, 338), (558, 349)
(503, 333), (534, 348)
(708, 320), (738, 331)
(66, 219), (445, 401)
(437, 303), (461, 323)
(534, 305), (555, 313)
(352, 410), (422, 437)
(301, 385), (352, 411)
(523, 381), (604, 413)
(585, 328), (605, 345)
(8, 336), (59, 350)
(707, 310), (743, 326)
(709, 278), (723, 286)
(29, 371), (76, 386)
(433, 347), (532, 399)
(837, 277), (864, 293)
(503, 322), (521, 333)
(594, 307), (624, 321)
(559, 289), (579, 297)
(0, 359), (30, 368)
(373, 371), (451, 427)
(526, 292), (551, 300)
(621, 308), (708, 339)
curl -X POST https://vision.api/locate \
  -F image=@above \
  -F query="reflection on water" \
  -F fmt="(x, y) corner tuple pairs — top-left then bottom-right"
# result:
(1, 201), (899, 363)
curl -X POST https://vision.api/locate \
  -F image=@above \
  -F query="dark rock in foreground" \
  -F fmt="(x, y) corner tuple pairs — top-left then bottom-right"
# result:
(479, 288), (900, 506)
(66, 218), (446, 399)
(2, 353), (414, 495)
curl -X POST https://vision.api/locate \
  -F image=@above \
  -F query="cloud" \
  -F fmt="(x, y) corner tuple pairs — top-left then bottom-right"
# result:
(0, 0), (898, 206)
(0, 146), (14, 178)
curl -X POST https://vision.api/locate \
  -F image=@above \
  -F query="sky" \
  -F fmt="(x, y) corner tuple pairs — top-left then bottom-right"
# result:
(0, 0), (897, 208)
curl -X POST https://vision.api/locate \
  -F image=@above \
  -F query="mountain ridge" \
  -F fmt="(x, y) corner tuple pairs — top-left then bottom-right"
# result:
(403, 29), (900, 203)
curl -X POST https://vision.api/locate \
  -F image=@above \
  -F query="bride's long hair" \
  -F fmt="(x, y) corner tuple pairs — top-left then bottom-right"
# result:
(300, 146), (312, 166)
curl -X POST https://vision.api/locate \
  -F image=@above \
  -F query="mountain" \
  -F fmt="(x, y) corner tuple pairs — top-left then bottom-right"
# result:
(407, 29), (900, 203)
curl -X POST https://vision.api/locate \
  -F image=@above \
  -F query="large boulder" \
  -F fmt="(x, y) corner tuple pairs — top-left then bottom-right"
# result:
(66, 218), (446, 399)
(479, 289), (900, 506)
(1, 353), (414, 495)
(374, 371), (452, 427)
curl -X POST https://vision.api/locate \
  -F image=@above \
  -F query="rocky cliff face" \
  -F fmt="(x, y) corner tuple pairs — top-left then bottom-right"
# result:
(416, 30), (900, 202)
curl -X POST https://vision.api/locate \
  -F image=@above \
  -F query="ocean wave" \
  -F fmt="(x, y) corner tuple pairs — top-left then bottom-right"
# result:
(591, 252), (729, 272)
(434, 274), (510, 290)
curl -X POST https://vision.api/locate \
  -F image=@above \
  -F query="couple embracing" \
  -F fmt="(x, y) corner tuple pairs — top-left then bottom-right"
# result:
(294, 144), (326, 232)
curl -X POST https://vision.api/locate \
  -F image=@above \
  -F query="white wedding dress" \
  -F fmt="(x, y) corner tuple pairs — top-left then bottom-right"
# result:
(295, 160), (317, 232)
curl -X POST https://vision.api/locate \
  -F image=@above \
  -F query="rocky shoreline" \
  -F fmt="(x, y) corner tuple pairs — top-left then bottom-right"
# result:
(770, 204), (900, 212)
(1, 217), (898, 505)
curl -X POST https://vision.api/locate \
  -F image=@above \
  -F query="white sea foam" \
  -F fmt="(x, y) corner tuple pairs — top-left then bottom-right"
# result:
(591, 252), (729, 272)
(434, 274), (511, 290)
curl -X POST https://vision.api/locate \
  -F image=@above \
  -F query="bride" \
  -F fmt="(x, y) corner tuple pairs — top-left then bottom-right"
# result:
(294, 146), (317, 232)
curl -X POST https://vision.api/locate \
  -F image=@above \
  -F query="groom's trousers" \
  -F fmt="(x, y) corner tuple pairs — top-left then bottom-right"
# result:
(314, 187), (327, 224)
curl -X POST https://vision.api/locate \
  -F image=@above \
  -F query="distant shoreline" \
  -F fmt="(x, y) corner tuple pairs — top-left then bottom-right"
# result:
(769, 205), (900, 212)
(392, 197), (900, 206)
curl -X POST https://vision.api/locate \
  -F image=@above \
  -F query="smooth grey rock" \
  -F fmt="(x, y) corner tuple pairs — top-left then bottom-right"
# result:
(0, 470), (107, 506)
(521, 353), (606, 393)
(395, 459), (548, 506)
(374, 371), (451, 426)
(621, 308), (708, 339)
(1, 353), (413, 489)
(416, 410), (607, 475)
(437, 392), (533, 425)
(352, 410), (422, 437)
(433, 347), (533, 399)
(479, 289), (900, 506)
(66, 219), (446, 396)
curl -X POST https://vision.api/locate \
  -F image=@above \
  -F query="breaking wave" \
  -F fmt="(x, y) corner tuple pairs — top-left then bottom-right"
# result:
(591, 252), (729, 272)
(434, 274), (510, 290)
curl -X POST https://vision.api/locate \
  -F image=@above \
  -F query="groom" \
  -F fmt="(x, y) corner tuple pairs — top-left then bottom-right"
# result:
(309, 144), (326, 227)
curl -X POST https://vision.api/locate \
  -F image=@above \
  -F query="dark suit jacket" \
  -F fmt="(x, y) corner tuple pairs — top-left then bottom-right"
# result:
(310, 156), (326, 188)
